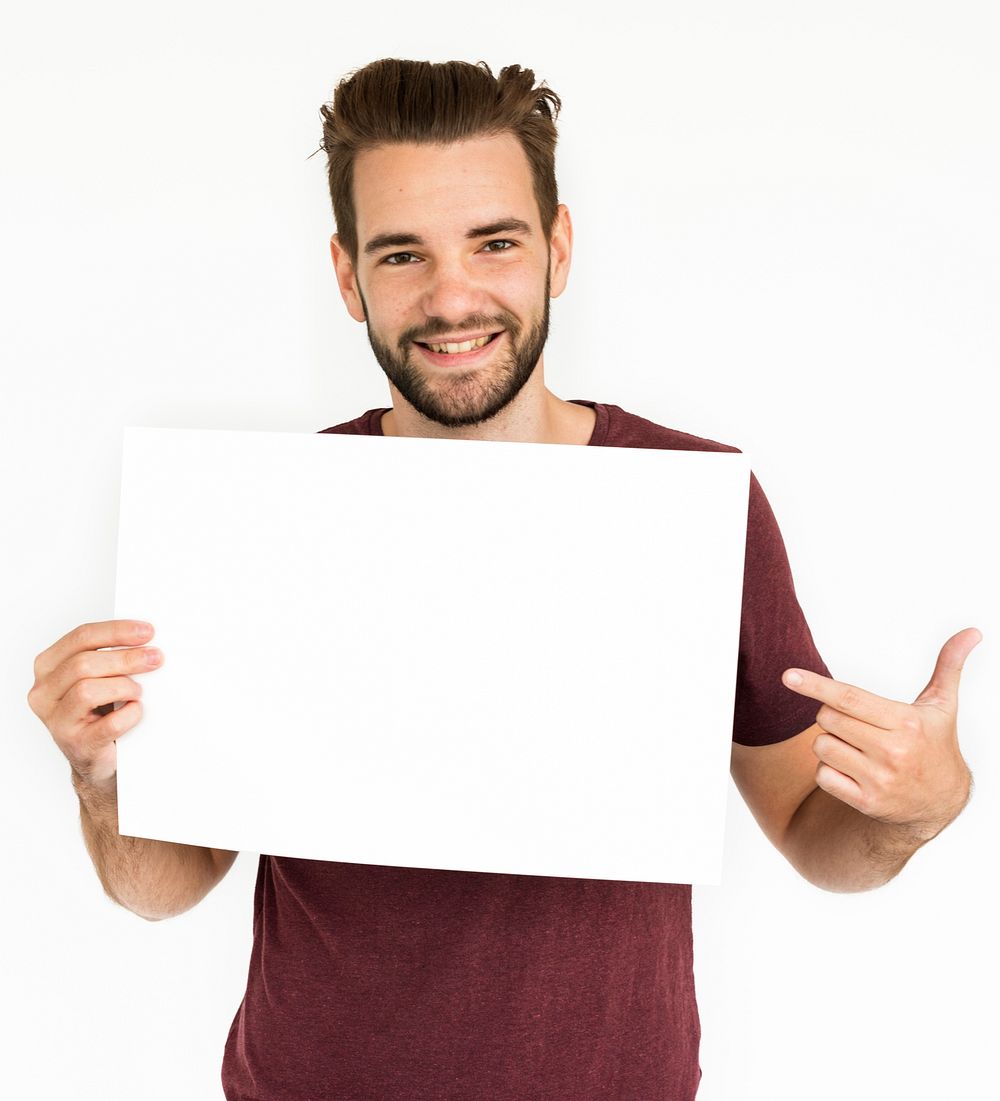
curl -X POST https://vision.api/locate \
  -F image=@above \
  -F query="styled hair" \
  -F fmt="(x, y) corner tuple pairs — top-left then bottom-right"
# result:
(318, 59), (562, 265)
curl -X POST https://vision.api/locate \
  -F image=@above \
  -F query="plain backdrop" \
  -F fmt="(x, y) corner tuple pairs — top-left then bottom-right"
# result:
(3, 2), (997, 1099)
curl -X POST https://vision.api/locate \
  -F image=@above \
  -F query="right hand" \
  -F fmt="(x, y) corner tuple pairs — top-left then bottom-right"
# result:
(26, 620), (164, 793)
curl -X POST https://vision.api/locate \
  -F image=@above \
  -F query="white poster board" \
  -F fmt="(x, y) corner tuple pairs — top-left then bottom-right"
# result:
(113, 426), (749, 884)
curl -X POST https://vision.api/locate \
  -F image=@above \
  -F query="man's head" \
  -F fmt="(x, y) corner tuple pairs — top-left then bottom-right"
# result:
(321, 60), (562, 268)
(320, 60), (573, 429)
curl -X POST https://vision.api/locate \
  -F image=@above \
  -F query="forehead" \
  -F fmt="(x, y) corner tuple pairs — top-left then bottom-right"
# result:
(352, 133), (539, 239)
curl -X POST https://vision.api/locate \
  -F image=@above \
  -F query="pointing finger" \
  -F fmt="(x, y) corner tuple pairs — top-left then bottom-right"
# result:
(782, 668), (905, 730)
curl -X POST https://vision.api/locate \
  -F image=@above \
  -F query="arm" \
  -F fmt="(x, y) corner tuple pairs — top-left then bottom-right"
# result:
(732, 724), (953, 892)
(74, 773), (238, 921)
(731, 628), (978, 893)
(27, 619), (239, 922)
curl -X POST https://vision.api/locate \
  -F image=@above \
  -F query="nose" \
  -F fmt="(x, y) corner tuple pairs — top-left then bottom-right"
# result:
(418, 255), (490, 324)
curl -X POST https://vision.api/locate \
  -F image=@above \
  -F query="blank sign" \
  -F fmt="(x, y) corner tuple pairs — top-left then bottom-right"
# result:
(113, 426), (749, 884)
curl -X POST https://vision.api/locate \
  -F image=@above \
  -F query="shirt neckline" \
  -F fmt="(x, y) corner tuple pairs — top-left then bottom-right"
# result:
(367, 400), (609, 446)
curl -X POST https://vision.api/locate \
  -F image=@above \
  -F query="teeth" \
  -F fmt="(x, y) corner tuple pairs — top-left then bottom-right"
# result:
(427, 334), (493, 354)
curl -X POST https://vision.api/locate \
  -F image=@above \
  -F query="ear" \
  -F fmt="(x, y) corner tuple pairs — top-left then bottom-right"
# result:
(547, 204), (573, 299)
(329, 234), (367, 322)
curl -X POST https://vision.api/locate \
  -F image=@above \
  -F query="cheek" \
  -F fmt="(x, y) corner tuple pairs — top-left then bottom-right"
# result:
(366, 296), (414, 338)
(392, 292), (435, 332)
(488, 267), (546, 320)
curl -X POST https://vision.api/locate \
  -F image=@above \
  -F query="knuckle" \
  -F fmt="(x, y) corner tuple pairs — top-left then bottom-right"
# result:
(873, 766), (896, 798)
(63, 651), (86, 680)
(815, 762), (835, 790)
(883, 740), (911, 770)
(839, 686), (862, 712)
(902, 714), (923, 735)
(74, 680), (103, 709)
(812, 732), (832, 758)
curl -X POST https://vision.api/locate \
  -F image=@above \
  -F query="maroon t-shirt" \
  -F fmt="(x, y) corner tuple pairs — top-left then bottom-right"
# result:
(221, 400), (830, 1101)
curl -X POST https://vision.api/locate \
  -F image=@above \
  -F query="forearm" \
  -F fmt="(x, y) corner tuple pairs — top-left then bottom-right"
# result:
(781, 786), (938, 893)
(72, 772), (220, 921)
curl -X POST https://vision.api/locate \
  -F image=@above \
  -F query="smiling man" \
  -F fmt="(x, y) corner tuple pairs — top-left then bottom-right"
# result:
(29, 57), (978, 1101)
(331, 128), (588, 443)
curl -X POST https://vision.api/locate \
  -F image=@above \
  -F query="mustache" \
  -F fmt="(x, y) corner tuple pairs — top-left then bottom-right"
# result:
(401, 313), (520, 345)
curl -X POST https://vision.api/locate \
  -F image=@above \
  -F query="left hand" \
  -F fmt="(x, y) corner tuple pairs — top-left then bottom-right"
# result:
(781, 627), (981, 840)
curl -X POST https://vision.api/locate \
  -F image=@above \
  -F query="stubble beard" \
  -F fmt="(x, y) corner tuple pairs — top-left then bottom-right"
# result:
(358, 267), (552, 430)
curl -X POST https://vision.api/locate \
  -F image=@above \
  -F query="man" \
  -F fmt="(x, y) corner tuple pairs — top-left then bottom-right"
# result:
(28, 59), (979, 1100)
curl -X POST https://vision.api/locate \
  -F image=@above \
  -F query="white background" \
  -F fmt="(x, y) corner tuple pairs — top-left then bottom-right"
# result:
(3, 2), (997, 1099)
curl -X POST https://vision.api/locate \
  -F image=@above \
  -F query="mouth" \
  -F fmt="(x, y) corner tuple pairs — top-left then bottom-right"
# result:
(413, 330), (504, 366)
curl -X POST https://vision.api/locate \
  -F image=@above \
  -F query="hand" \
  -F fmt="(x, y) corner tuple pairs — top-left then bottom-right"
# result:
(781, 628), (981, 841)
(26, 620), (164, 793)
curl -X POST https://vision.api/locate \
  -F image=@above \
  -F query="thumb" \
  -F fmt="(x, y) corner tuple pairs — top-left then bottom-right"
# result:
(913, 627), (982, 709)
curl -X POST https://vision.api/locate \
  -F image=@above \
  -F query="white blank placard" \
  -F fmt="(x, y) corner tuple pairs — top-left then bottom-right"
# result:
(113, 426), (749, 884)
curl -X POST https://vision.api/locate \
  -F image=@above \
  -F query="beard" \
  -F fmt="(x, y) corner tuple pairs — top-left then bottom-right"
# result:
(358, 266), (552, 430)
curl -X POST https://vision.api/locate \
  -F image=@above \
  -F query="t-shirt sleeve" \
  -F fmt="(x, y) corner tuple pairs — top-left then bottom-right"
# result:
(732, 473), (831, 746)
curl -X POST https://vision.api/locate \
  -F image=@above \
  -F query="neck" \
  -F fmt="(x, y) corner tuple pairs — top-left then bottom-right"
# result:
(381, 389), (596, 446)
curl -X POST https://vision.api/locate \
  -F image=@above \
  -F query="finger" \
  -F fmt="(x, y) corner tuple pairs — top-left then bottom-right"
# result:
(77, 699), (144, 763)
(41, 639), (162, 708)
(782, 668), (905, 730)
(32, 620), (154, 684)
(913, 627), (983, 709)
(49, 675), (143, 733)
(814, 761), (866, 813)
(814, 703), (884, 753)
(812, 729), (869, 784)
(42, 681), (145, 781)
(79, 675), (145, 718)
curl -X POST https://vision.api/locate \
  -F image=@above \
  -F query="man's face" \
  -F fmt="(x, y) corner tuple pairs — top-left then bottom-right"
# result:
(331, 133), (571, 429)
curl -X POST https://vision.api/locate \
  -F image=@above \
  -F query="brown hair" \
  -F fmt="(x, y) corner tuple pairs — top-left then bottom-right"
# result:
(318, 59), (562, 265)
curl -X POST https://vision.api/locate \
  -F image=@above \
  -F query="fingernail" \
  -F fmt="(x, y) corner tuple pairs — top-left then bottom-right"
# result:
(135, 622), (153, 637)
(784, 670), (803, 686)
(145, 648), (162, 664)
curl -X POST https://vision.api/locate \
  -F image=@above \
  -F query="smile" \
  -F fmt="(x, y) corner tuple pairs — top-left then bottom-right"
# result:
(414, 330), (504, 365)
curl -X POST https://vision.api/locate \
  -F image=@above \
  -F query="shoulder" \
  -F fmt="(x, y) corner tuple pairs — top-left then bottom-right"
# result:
(595, 402), (776, 530)
(316, 408), (388, 435)
(596, 402), (743, 454)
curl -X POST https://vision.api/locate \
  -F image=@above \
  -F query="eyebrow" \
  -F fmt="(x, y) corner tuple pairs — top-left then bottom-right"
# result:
(363, 218), (533, 257)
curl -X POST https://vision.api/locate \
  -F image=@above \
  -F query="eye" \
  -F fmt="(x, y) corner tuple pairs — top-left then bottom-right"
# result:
(482, 239), (516, 253)
(383, 252), (420, 265)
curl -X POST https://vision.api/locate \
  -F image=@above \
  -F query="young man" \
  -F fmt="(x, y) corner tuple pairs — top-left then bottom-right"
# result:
(29, 59), (978, 1101)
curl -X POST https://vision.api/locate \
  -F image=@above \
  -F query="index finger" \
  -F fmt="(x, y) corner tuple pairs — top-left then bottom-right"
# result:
(781, 667), (905, 730)
(33, 620), (154, 682)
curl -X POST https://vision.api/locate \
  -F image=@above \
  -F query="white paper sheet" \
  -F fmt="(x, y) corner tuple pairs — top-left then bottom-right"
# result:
(112, 425), (749, 884)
